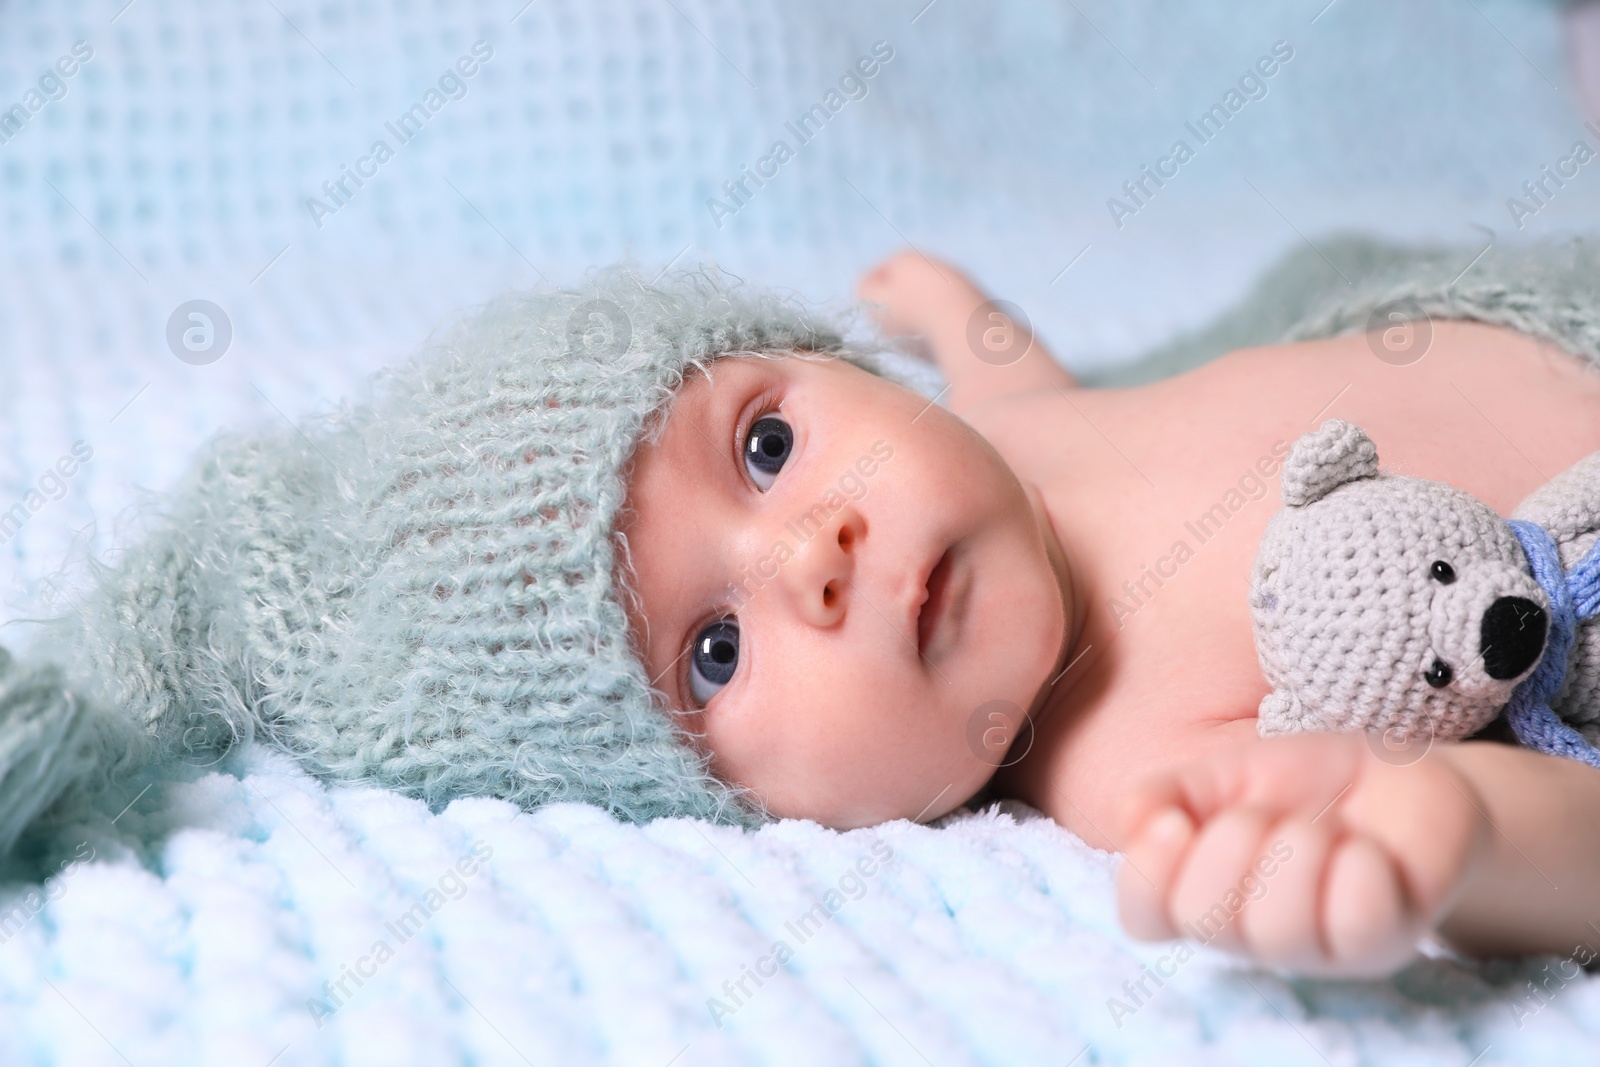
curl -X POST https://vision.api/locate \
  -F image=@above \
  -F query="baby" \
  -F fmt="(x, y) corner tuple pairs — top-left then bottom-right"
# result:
(11, 253), (1600, 985)
(618, 250), (1600, 978)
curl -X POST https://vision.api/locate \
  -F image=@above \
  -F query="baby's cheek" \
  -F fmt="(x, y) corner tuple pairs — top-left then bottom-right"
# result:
(825, 686), (955, 819)
(707, 686), (867, 799)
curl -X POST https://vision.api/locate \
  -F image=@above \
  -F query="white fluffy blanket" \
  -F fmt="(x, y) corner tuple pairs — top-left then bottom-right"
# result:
(2, 0), (1598, 1062)
(4, 746), (1588, 1067)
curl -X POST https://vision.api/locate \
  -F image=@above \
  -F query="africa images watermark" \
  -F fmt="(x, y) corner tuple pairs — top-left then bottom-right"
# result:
(1507, 928), (1600, 1029)
(305, 840), (494, 1027)
(1108, 440), (1291, 630)
(706, 40), (896, 229)
(306, 41), (495, 229)
(1504, 117), (1600, 230)
(707, 838), (896, 1027)
(1107, 838), (1294, 1029)
(0, 39), (94, 147)
(1107, 39), (1295, 230)
(0, 440), (95, 550)
(0, 842), (96, 946)
(725, 439), (896, 614)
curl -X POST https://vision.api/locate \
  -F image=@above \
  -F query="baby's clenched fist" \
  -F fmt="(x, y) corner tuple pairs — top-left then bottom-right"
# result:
(1113, 732), (1488, 978)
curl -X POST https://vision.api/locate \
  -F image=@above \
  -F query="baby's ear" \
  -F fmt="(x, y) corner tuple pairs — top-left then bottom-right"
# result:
(1280, 418), (1379, 508)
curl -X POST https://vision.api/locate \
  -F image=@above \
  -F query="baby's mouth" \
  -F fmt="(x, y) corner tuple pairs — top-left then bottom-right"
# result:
(917, 548), (954, 655)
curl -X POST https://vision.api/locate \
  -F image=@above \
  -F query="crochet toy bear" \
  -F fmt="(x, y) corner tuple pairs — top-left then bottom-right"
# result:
(1249, 418), (1600, 765)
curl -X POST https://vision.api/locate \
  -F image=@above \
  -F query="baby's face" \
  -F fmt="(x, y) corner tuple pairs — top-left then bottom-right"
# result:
(619, 353), (1068, 828)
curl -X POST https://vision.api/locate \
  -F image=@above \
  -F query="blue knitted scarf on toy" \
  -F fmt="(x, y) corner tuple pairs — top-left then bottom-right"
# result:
(1504, 520), (1600, 768)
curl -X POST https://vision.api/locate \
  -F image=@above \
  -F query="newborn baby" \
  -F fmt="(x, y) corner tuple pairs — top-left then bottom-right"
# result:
(618, 251), (1600, 977)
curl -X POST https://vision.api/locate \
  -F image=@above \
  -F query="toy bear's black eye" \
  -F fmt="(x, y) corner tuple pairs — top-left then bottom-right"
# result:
(1424, 658), (1454, 688)
(1430, 561), (1456, 584)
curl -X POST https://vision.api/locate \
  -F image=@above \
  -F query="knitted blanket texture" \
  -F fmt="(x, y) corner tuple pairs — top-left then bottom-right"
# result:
(4, 0), (1599, 1060)
(2, 239), (1598, 1066)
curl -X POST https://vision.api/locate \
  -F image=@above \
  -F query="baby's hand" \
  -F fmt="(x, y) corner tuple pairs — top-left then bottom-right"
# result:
(1114, 732), (1487, 977)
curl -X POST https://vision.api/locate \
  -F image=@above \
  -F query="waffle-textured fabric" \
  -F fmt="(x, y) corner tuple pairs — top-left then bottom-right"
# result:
(1, 268), (939, 851)
(1251, 419), (1600, 757)
(0, 0), (1590, 631)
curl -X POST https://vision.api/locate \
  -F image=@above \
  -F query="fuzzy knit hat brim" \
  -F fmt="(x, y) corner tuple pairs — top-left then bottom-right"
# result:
(35, 268), (941, 830)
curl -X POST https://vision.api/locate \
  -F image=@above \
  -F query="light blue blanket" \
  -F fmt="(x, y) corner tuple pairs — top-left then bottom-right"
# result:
(4, 747), (1586, 1067)
(1, 0), (1596, 1063)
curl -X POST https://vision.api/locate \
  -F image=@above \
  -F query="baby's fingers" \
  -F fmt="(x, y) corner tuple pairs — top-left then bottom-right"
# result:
(1236, 816), (1334, 970)
(1118, 806), (1195, 940)
(1167, 805), (1274, 954)
(1114, 734), (1367, 847)
(1323, 836), (1421, 976)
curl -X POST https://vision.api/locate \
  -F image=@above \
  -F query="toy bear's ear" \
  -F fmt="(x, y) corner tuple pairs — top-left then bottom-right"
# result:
(1256, 689), (1309, 736)
(1279, 419), (1380, 508)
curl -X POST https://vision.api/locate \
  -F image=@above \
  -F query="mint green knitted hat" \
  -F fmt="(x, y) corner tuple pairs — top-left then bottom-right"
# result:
(26, 267), (939, 833)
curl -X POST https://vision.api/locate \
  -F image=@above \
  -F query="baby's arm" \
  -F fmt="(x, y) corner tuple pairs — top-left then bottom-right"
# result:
(855, 250), (1077, 412)
(1432, 741), (1600, 958)
(1115, 731), (1600, 976)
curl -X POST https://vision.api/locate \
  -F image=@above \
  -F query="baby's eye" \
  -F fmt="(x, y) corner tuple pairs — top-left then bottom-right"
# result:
(744, 415), (793, 490)
(689, 618), (740, 705)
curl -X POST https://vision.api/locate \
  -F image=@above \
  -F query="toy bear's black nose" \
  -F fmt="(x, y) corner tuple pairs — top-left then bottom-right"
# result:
(1479, 596), (1547, 680)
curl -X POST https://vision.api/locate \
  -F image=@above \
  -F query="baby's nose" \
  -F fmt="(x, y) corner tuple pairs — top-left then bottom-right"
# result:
(1479, 596), (1547, 680)
(772, 503), (864, 628)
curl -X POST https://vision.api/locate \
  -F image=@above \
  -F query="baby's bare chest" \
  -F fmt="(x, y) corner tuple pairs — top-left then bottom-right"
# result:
(975, 322), (1600, 839)
(1018, 320), (1600, 629)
